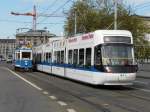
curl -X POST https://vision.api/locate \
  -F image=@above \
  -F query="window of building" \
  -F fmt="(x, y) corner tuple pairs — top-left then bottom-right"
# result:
(85, 48), (91, 68)
(79, 49), (84, 67)
(68, 50), (73, 64)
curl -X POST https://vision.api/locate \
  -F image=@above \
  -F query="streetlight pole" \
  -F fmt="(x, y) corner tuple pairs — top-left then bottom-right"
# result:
(114, 0), (118, 30)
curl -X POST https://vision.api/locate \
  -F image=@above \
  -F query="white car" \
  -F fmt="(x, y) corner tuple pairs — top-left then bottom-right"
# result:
(6, 58), (12, 63)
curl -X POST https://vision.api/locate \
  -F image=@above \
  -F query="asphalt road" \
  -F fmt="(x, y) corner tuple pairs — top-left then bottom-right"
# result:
(0, 64), (68, 112)
(1, 62), (150, 112)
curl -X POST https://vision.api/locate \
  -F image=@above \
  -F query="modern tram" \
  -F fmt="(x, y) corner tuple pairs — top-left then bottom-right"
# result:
(14, 47), (32, 71)
(33, 30), (138, 85)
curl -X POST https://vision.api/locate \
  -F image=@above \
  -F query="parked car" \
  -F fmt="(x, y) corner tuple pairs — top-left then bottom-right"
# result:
(6, 58), (12, 63)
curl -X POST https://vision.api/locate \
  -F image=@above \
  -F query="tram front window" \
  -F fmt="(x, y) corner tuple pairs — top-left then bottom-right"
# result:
(101, 44), (135, 66)
(22, 52), (31, 60)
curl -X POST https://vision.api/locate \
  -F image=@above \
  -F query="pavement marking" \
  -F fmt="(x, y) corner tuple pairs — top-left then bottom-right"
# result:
(67, 109), (76, 112)
(103, 103), (109, 106)
(5, 68), (43, 91)
(43, 91), (49, 95)
(49, 95), (57, 100)
(57, 101), (67, 106)
(134, 80), (148, 85)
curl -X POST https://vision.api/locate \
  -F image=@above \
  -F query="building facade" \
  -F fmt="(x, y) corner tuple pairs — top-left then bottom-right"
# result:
(16, 30), (56, 47)
(0, 39), (16, 60)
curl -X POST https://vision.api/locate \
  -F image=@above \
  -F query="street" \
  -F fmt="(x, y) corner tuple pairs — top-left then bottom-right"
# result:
(0, 63), (69, 112)
(0, 62), (149, 112)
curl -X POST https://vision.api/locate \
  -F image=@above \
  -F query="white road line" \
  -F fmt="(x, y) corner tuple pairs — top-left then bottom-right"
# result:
(49, 96), (57, 100)
(57, 101), (67, 106)
(67, 109), (76, 112)
(134, 80), (148, 85)
(43, 91), (49, 95)
(5, 68), (43, 91)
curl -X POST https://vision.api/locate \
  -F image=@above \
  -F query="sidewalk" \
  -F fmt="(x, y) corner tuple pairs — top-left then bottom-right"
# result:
(136, 71), (150, 79)
(136, 63), (150, 78)
(138, 63), (150, 72)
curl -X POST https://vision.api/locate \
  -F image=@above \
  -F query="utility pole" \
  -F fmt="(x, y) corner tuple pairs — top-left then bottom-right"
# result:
(74, 9), (77, 35)
(33, 5), (36, 31)
(114, 0), (117, 30)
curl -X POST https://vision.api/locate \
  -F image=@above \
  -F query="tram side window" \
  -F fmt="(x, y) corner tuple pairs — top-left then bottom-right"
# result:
(35, 54), (38, 63)
(18, 53), (20, 60)
(39, 53), (42, 63)
(85, 48), (91, 68)
(57, 51), (60, 64)
(60, 51), (64, 64)
(48, 53), (51, 63)
(68, 50), (73, 64)
(79, 49), (84, 67)
(46, 53), (49, 62)
(37, 54), (39, 63)
(36, 54), (38, 62)
(15, 53), (17, 60)
(54, 51), (57, 63)
(43, 53), (45, 62)
(94, 46), (102, 66)
(45, 53), (47, 62)
(37, 54), (40, 63)
(73, 49), (78, 66)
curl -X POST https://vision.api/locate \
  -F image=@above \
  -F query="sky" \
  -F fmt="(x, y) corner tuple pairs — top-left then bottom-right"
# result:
(0, 0), (150, 39)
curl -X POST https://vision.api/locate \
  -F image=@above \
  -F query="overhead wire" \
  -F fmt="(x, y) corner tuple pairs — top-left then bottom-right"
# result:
(39, 0), (72, 24)
(39, 0), (59, 15)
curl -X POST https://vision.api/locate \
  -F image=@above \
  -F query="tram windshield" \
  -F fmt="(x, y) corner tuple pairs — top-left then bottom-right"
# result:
(22, 52), (31, 59)
(101, 44), (135, 66)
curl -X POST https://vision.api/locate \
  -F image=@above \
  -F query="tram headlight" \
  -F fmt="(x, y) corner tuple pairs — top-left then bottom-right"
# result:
(25, 61), (28, 66)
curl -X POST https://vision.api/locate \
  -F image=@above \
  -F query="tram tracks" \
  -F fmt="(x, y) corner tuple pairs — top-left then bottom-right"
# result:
(20, 72), (111, 112)
(16, 71), (150, 112)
